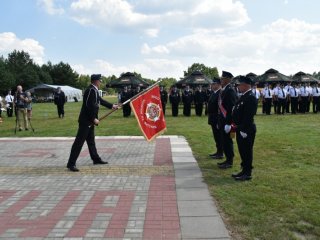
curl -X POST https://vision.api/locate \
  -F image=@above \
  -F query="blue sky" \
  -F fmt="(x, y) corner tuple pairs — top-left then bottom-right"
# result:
(1, 0), (320, 80)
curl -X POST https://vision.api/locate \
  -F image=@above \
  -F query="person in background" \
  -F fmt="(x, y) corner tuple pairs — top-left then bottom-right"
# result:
(194, 85), (206, 116)
(119, 86), (132, 117)
(25, 91), (33, 120)
(182, 85), (193, 116)
(277, 84), (287, 114)
(169, 86), (180, 117)
(312, 82), (320, 113)
(160, 86), (168, 115)
(251, 83), (260, 115)
(5, 90), (14, 117)
(14, 85), (28, 131)
(288, 82), (300, 114)
(54, 87), (66, 118)
(207, 77), (223, 159)
(67, 74), (118, 172)
(273, 83), (280, 114)
(261, 83), (273, 115)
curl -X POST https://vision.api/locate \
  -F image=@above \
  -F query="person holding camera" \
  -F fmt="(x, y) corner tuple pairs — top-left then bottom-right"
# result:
(14, 85), (28, 131)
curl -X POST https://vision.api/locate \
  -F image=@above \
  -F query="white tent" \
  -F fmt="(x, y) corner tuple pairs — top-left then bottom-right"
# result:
(27, 84), (83, 102)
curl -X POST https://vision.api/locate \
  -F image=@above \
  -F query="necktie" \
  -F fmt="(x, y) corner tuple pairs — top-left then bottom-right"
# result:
(282, 89), (285, 98)
(294, 88), (296, 97)
(316, 88), (319, 93)
(268, 88), (270, 97)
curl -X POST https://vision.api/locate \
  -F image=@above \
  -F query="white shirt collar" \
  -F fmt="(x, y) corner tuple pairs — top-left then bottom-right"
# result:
(221, 83), (231, 91)
(214, 88), (221, 93)
(91, 84), (98, 90)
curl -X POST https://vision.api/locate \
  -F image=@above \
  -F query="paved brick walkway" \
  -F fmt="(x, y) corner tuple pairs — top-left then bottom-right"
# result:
(0, 136), (230, 240)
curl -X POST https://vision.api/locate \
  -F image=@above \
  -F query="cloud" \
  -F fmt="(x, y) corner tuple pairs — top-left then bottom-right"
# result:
(142, 18), (320, 76)
(72, 58), (184, 79)
(62, 0), (250, 35)
(0, 32), (45, 65)
(37, 0), (64, 15)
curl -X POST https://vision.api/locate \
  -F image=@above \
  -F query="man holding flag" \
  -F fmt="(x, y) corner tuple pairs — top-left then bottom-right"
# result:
(217, 71), (237, 169)
(67, 74), (118, 172)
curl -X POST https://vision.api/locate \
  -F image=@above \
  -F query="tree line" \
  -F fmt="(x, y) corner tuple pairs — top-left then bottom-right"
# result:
(0, 50), (220, 95)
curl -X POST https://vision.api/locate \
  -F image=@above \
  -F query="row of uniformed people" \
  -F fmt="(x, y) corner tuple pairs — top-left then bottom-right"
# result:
(256, 82), (320, 114)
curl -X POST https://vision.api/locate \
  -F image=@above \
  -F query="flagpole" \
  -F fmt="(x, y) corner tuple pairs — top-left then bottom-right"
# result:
(97, 79), (162, 122)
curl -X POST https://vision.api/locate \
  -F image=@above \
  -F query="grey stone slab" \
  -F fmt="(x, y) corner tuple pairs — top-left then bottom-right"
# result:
(171, 151), (194, 157)
(175, 177), (208, 189)
(178, 200), (219, 217)
(175, 169), (203, 178)
(180, 216), (230, 239)
(176, 188), (212, 201)
(174, 162), (199, 170)
(172, 156), (196, 163)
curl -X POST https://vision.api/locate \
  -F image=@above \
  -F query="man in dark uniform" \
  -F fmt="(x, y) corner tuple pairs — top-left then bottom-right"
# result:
(54, 87), (67, 118)
(67, 74), (118, 172)
(160, 86), (168, 115)
(207, 77), (223, 159)
(204, 86), (212, 115)
(217, 71), (237, 169)
(231, 76), (257, 181)
(169, 86), (180, 117)
(182, 85), (193, 116)
(194, 85), (206, 116)
(120, 86), (132, 117)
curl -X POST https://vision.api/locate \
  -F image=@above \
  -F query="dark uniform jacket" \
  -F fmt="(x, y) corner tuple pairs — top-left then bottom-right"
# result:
(207, 89), (221, 126)
(160, 90), (168, 104)
(54, 91), (66, 105)
(182, 90), (193, 104)
(169, 90), (180, 104)
(79, 84), (113, 126)
(194, 90), (206, 104)
(218, 84), (237, 127)
(232, 90), (257, 133)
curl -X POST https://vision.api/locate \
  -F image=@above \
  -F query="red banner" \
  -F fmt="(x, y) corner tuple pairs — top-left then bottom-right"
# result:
(130, 85), (167, 142)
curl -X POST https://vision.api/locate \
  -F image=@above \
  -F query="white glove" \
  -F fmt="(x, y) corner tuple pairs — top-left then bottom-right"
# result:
(224, 125), (231, 134)
(240, 131), (247, 138)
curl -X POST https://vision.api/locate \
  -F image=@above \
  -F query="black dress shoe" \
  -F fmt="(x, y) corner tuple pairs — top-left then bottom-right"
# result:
(93, 159), (108, 165)
(68, 166), (79, 172)
(209, 153), (218, 157)
(218, 163), (233, 169)
(211, 155), (224, 159)
(234, 174), (252, 181)
(217, 160), (227, 166)
(231, 171), (243, 178)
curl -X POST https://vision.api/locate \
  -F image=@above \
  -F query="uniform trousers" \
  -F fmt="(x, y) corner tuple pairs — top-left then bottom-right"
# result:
(221, 129), (234, 164)
(171, 103), (179, 116)
(7, 103), (13, 117)
(195, 103), (203, 116)
(211, 124), (223, 155)
(57, 104), (65, 117)
(291, 97), (298, 114)
(236, 125), (256, 176)
(16, 107), (28, 129)
(67, 124), (100, 168)
(313, 97), (319, 113)
(183, 103), (191, 116)
(277, 98), (286, 114)
(264, 98), (272, 115)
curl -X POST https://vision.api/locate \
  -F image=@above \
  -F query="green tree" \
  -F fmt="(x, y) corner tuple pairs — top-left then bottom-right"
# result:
(0, 57), (15, 94)
(184, 63), (219, 79)
(50, 61), (79, 86)
(157, 77), (177, 89)
(76, 74), (91, 90)
(5, 50), (40, 89)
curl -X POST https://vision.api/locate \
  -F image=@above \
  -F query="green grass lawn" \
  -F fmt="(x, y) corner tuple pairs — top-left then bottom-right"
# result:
(0, 97), (319, 240)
